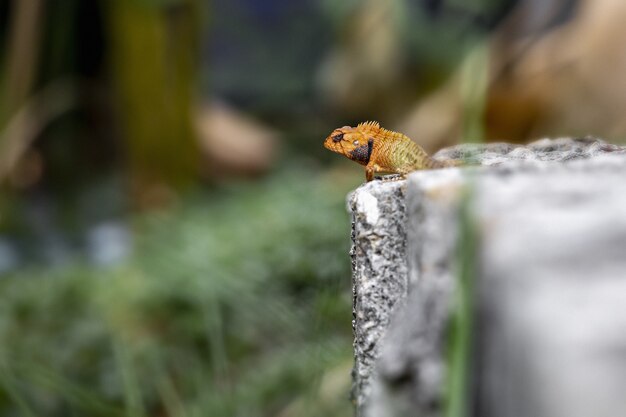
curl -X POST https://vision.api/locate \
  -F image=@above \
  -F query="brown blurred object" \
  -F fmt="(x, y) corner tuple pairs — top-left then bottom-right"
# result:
(0, 0), (49, 185)
(0, 82), (74, 184)
(195, 101), (279, 179)
(8, 149), (43, 189)
(401, 0), (626, 151)
(1, 0), (43, 115)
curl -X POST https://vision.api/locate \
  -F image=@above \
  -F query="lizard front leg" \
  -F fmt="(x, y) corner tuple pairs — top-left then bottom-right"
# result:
(365, 162), (384, 182)
(368, 165), (406, 182)
(364, 138), (380, 182)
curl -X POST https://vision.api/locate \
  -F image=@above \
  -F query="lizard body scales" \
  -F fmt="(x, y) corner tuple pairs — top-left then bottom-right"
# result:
(324, 121), (458, 181)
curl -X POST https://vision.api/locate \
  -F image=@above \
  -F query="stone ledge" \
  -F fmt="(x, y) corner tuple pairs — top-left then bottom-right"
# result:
(349, 138), (626, 417)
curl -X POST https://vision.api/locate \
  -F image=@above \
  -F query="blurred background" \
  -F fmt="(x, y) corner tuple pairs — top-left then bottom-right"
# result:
(0, 0), (625, 416)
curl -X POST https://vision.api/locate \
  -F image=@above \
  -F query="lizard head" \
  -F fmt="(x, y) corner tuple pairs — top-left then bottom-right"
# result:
(324, 122), (378, 166)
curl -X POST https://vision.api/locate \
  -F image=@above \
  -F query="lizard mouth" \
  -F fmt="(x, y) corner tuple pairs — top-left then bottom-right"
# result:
(324, 130), (347, 152)
(323, 136), (341, 151)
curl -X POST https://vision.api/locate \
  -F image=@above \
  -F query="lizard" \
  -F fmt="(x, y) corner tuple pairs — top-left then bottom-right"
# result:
(323, 121), (460, 182)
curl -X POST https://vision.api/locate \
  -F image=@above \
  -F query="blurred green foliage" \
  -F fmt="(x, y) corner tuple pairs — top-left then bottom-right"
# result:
(0, 168), (355, 417)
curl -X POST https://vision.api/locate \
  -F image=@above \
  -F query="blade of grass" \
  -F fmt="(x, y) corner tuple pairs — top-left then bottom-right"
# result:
(446, 187), (478, 417)
(113, 339), (146, 417)
(13, 360), (126, 417)
(447, 43), (486, 417)
(0, 364), (38, 417)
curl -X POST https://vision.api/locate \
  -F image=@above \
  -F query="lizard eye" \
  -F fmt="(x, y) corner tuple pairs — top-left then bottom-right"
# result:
(332, 133), (344, 142)
(353, 140), (359, 146)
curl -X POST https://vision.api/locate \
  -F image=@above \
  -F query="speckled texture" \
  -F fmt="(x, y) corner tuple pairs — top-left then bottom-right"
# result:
(365, 168), (463, 417)
(348, 180), (409, 412)
(349, 137), (626, 417)
(434, 136), (626, 165)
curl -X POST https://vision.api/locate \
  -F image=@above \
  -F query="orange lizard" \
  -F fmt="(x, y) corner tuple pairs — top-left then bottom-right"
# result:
(324, 121), (459, 182)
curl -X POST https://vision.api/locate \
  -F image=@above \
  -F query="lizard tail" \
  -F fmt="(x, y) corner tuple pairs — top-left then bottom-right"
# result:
(425, 157), (462, 169)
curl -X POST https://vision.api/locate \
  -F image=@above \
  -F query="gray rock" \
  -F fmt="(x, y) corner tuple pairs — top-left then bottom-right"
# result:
(473, 155), (626, 417)
(348, 180), (409, 411)
(349, 138), (626, 417)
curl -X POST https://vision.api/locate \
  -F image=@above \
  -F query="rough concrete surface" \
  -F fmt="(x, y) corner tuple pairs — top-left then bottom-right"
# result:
(348, 138), (626, 417)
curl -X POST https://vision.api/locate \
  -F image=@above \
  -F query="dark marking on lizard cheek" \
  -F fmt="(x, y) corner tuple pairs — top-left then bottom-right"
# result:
(350, 144), (371, 164)
(367, 138), (374, 161)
